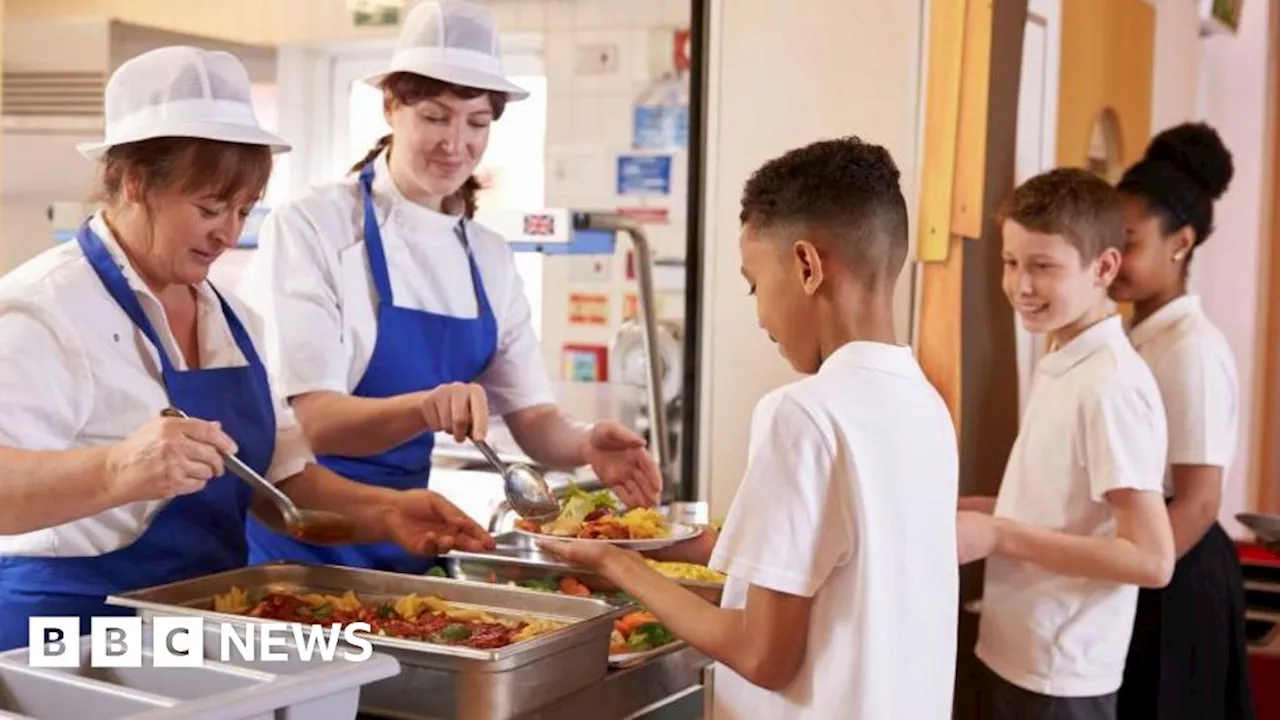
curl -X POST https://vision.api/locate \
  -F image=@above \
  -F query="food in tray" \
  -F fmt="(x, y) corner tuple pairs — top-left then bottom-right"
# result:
(643, 560), (726, 585)
(515, 484), (672, 540)
(211, 586), (566, 650)
(503, 575), (681, 656)
(610, 610), (677, 655)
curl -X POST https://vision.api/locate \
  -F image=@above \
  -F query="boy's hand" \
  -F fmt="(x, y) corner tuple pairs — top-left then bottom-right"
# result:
(538, 538), (638, 582)
(958, 511), (1001, 565)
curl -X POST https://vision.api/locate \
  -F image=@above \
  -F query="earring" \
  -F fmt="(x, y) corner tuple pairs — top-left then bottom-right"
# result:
(1172, 252), (1185, 262)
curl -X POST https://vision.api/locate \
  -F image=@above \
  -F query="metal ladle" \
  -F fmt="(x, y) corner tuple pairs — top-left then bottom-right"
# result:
(159, 407), (358, 545)
(470, 438), (560, 524)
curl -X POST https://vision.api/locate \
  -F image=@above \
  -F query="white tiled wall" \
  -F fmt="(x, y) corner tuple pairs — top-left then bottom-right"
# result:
(482, 0), (693, 381)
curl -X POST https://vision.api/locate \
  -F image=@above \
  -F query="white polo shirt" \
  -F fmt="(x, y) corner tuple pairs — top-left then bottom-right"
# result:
(1129, 295), (1238, 492)
(975, 315), (1168, 697)
(0, 214), (314, 558)
(709, 342), (959, 719)
(237, 151), (554, 416)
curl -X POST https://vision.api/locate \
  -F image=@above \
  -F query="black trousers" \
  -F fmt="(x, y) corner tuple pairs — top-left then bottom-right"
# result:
(980, 663), (1117, 720)
(1117, 522), (1256, 720)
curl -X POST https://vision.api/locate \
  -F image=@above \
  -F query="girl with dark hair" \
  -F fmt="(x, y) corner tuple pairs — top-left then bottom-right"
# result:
(240, 0), (661, 574)
(1111, 122), (1256, 720)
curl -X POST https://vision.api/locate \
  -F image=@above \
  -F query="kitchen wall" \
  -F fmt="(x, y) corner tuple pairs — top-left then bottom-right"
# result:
(697, 0), (925, 514)
(1, 19), (277, 274)
(1193, 0), (1276, 536)
(1145, 0), (1276, 536)
(485, 0), (693, 382)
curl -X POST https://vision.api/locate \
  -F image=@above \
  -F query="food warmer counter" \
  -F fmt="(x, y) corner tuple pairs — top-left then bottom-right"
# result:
(89, 553), (715, 720)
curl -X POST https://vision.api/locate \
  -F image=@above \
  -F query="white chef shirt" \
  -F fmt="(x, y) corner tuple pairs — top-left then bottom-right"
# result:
(237, 150), (554, 416)
(1128, 295), (1238, 494)
(0, 213), (315, 558)
(976, 315), (1168, 697)
(709, 342), (959, 720)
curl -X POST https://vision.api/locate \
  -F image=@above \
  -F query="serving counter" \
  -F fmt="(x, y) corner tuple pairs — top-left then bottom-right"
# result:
(72, 534), (718, 720)
(355, 645), (712, 720)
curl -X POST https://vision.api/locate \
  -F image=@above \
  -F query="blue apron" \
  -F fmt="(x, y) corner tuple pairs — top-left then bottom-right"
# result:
(0, 222), (276, 652)
(245, 161), (498, 573)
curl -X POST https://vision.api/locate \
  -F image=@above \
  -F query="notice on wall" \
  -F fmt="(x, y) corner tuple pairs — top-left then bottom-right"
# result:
(562, 344), (608, 382)
(350, 0), (401, 27)
(632, 105), (688, 151)
(616, 206), (670, 225)
(568, 292), (610, 327)
(617, 154), (673, 196)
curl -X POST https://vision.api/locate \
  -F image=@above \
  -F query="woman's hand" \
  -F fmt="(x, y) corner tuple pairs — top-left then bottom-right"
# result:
(581, 422), (663, 508)
(106, 415), (238, 503)
(418, 382), (490, 442)
(382, 489), (496, 555)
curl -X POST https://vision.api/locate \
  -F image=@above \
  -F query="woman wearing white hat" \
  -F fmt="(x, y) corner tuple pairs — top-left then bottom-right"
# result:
(0, 45), (494, 651)
(239, 0), (662, 574)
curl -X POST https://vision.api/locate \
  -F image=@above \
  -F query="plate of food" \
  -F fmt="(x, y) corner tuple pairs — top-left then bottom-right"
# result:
(513, 485), (701, 551)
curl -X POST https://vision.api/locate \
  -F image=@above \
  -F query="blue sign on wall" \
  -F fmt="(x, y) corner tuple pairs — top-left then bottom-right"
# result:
(632, 105), (688, 150)
(616, 154), (673, 196)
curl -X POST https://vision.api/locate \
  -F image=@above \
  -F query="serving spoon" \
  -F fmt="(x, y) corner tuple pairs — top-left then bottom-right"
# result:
(470, 437), (560, 524)
(160, 407), (358, 545)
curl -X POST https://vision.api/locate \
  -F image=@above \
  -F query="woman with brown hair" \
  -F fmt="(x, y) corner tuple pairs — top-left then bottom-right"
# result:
(0, 45), (493, 651)
(241, 0), (662, 574)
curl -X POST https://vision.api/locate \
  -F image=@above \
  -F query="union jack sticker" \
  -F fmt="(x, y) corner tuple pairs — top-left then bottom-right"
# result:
(522, 213), (556, 236)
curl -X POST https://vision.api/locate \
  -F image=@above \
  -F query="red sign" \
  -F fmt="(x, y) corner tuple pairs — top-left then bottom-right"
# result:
(568, 293), (610, 327)
(616, 206), (670, 225)
(674, 29), (691, 73)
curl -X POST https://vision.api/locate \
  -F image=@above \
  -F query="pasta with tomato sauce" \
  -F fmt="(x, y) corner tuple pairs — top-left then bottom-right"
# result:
(211, 586), (566, 650)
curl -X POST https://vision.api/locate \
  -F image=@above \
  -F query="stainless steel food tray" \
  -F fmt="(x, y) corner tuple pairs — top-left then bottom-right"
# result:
(106, 563), (627, 720)
(445, 532), (725, 605)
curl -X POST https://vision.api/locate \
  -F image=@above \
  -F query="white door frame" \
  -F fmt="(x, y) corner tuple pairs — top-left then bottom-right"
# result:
(1014, 0), (1062, 419)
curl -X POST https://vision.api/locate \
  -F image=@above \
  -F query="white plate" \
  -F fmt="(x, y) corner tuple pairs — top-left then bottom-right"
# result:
(515, 523), (702, 551)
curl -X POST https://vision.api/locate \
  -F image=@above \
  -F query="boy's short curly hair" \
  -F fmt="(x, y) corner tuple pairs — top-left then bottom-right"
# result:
(739, 136), (909, 284)
(998, 167), (1124, 262)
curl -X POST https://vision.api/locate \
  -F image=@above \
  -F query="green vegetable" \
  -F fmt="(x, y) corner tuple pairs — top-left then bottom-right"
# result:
(519, 578), (559, 592)
(427, 566), (448, 578)
(542, 485), (622, 535)
(563, 483), (620, 512)
(377, 603), (395, 619)
(627, 622), (676, 651)
(439, 624), (473, 642)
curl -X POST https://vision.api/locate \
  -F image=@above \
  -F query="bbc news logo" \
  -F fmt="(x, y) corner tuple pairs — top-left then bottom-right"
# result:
(28, 616), (374, 668)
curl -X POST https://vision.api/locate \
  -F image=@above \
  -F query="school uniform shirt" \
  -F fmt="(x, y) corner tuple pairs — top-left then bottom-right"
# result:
(1128, 294), (1238, 490)
(708, 342), (959, 719)
(975, 315), (1168, 697)
(237, 150), (554, 415)
(0, 213), (314, 558)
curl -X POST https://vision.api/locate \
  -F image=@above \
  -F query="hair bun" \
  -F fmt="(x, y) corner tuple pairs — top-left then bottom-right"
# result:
(1142, 122), (1234, 200)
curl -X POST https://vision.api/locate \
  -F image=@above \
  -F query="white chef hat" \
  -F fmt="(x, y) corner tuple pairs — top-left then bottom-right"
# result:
(364, 0), (530, 101)
(76, 45), (292, 161)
